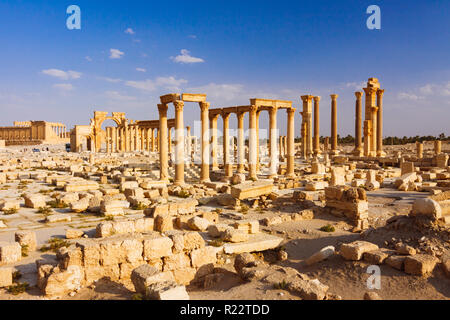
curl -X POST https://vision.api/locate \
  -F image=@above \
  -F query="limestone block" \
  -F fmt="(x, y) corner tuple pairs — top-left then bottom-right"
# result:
(385, 255), (406, 270)
(394, 172), (417, 188)
(24, 193), (46, 209)
(233, 220), (259, 234)
(58, 192), (79, 205)
(187, 216), (211, 231)
(0, 267), (13, 287)
(163, 253), (191, 271)
(183, 232), (205, 251)
(287, 278), (329, 300)
(410, 198), (442, 219)
(261, 216), (283, 226)
(44, 265), (84, 297)
(305, 246), (335, 266)
(143, 234), (173, 260)
(15, 231), (37, 251)
(76, 240), (101, 267)
(190, 246), (218, 268)
(404, 254), (439, 276)
(331, 167), (346, 186)
(223, 234), (283, 254)
(70, 197), (90, 213)
(64, 181), (99, 192)
(305, 181), (328, 191)
(231, 173), (246, 185)
(0, 241), (22, 265)
(131, 264), (175, 294)
(207, 224), (230, 238)
(363, 249), (392, 265)
(0, 199), (21, 211)
(46, 214), (71, 223)
(154, 214), (174, 232)
(144, 204), (168, 217)
(222, 228), (249, 243)
(230, 181), (273, 200)
(339, 241), (379, 261)
(134, 218), (154, 233)
(101, 200), (125, 216)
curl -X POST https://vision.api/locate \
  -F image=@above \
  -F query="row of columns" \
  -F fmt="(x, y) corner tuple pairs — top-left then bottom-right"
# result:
(104, 125), (160, 153)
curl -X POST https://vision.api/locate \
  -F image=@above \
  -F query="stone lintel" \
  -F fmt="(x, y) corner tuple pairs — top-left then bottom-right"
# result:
(181, 93), (207, 102)
(160, 94), (181, 104)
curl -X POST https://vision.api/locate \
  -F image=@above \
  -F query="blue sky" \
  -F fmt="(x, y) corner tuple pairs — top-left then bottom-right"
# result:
(0, 0), (449, 137)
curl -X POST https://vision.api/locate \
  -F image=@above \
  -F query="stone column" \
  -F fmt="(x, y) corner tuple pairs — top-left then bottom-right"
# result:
(168, 128), (172, 154)
(158, 104), (169, 182)
(151, 128), (156, 152)
(301, 123), (307, 159)
(286, 108), (296, 176)
(222, 112), (232, 177)
(146, 128), (151, 151)
(330, 94), (338, 154)
(125, 124), (130, 152)
(283, 136), (287, 158)
(186, 126), (192, 165)
(210, 114), (219, 171)
(248, 105), (258, 180)
(435, 140), (442, 155)
(156, 129), (160, 152)
(141, 128), (145, 151)
(354, 92), (363, 156)
(313, 96), (321, 156)
(269, 107), (278, 177)
(106, 127), (111, 153)
(200, 102), (210, 182)
(256, 110), (261, 172)
(279, 136), (284, 158)
(237, 112), (245, 173)
(376, 89), (384, 156)
(370, 105), (378, 156)
(174, 101), (185, 185)
(416, 141), (423, 159)
(324, 137), (329, 153)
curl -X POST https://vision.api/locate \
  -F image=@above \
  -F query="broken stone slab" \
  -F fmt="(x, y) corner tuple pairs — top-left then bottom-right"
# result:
(339, 241), (379, 261)
(65, 181), (99, 192)
(385, 255), (406, 271)
(66, 229), (84, 239)
(231, 181), (273, 200)
(305, 181), (328, 191)
(404, 254), (439, 276)
(305, 246), (335, 266)
(0, 199), (21, 211)
(187, 216), (211, 231)
(222, 228), (249, 243)
(45, 214), (72, 223)
(146, 280), (189, 300)
(44, 265), (83, 297)
(287, 278), (329, 300)
(233, 220), (259, 234)
(143, 233), (173, 260)
(223, 234), (283, 255)
(363, 249), (393, 265)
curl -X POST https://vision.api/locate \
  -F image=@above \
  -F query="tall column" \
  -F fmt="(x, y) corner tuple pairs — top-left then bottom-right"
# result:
(248, 105), (258, 180)
(330, 94), (338, 155)
(354, 92), (363, 156)
(301, 95), (313, 157)
(313, 96), (321, 156)
(210, 114), (219, 171)
(106, 127), (111, 153)
(283, 136), (287, 158)
(301, 123), (307, 159)
(222, 113), (232, 177)
(174, 101), (185, 185)
(158, 104), (169, 182)
(237, 112), (245, 173)
(376, 89), (384, 157)
(168, 128), (172, 154)
(286, 108), (296, 177)
(416, 141), (423, 159)
(435, 140), (442, 155)
(114, 127), (118, 152)
(140, 128), (145, 151)
(186, 126), (192, 165)
(146, 128), (151, 151)
(151, 128), (156, 152)
(364, 85), (378, 157)
(125, 124), (130, 152)
(370, 104), (378, 156)
(256, 110), (261, 172)
(269, 107), (278, 177)
(200, 102), (210, 182)
(279, 136), (284, 158)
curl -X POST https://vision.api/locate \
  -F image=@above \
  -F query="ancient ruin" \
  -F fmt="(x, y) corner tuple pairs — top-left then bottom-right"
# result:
(0, 77), (449, 302)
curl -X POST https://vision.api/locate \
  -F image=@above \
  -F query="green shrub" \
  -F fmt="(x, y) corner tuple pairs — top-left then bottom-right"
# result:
(47, 199), (68, 209)
(3, 208), (18, 215)
(37, 207), (53, 215)
(39, 238), (70, 253)
(132, 202), (148, 210)
(21, 244), (29, 257)
(7, 282), (29, 295)
(319, 224), (335, 232)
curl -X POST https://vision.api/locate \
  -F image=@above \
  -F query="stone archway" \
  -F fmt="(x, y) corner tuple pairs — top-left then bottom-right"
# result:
(91, 111), (127, 152)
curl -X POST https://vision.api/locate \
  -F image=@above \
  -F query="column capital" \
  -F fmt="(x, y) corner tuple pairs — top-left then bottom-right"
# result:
(157, 103), (168, 115)
(330, 94), (338, 100)
(377, 89), (385, 97)
(301, 95), (314, 102)
(363, 87), (377, 95)
(286, 107), (296, 115)
(355, 91), (363, 98)
(249, 105), (258, 113)
(199, 101), (210, 112)
(209, 113), (220, 121)
(313, 96), (321, 102)
(237, 111), (245, 120)
(221, 111), (231, 120)
(269, 106), (278, 116)
(173, 100), (185, 112)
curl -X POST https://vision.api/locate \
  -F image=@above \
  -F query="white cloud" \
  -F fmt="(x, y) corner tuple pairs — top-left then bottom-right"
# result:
(171, 49), (204, 64)
(52, 83), (74, 91)
(345, 81), (366, 91)
(85, 56), (92, 62)
(110, 48), (124, 59)
(188, 35), (197, 39)
(419, 84), (434, 95)
(136, 68), (146, 73)
(125, 76), (188, 92)
(98, 76), (122, 83)
(397, 92), (423, 101)
(41, 69), (81, 80)
(105, 91), (136, 101)
(125, 28), (135, 35)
